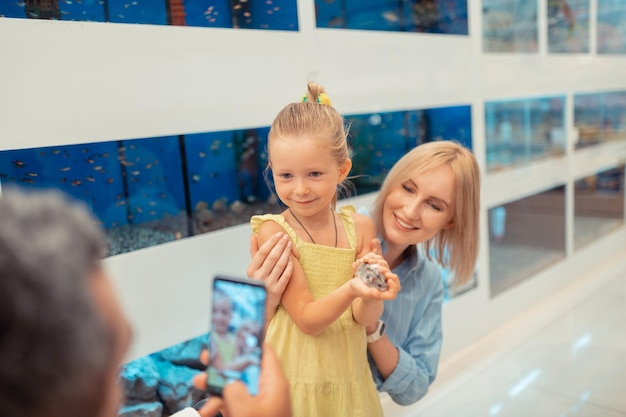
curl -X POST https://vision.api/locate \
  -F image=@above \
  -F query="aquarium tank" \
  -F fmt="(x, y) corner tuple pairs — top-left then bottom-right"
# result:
(0, 0), (299, 31)
(485, 96), (566, 172)
(315, 0), (468, 35)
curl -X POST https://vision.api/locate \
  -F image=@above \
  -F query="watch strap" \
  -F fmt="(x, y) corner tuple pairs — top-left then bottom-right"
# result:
(367, 320), (386, 343)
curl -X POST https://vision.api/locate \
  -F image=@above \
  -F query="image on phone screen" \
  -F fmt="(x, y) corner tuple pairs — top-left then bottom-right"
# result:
(207, 275), (266, 397)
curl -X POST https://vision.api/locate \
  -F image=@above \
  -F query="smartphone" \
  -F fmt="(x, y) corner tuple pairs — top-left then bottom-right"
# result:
(206, 275), (266, 397)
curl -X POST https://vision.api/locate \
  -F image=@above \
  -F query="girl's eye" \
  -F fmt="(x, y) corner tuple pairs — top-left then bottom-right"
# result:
(279, 173), (292, 179)
(310, 171), (322, 178)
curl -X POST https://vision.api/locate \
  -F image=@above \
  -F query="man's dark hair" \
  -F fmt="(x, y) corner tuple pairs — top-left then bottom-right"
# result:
(0, 187), (114, 417)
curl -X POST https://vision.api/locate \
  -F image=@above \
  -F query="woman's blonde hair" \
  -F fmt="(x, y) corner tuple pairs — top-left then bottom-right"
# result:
(267, 82), (351, 208)
(372, 141), (480, 284)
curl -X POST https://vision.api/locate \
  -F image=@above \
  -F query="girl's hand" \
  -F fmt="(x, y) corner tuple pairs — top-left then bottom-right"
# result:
(348, 273), (400, 301)
(352, 254), (401, 300)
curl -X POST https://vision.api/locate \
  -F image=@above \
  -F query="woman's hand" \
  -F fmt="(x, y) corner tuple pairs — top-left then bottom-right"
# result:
(247, 232), (295, 314)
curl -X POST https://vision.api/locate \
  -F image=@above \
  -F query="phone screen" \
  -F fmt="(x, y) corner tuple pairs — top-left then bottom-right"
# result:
(207, 275), (266, 397)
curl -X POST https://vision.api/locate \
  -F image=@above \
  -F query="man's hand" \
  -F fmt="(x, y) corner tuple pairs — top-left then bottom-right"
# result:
(192, 345), (291, 417)
(222, 344), (291, 417)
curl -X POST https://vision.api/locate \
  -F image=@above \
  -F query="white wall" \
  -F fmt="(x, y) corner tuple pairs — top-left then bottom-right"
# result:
(1, 0), (626, 381)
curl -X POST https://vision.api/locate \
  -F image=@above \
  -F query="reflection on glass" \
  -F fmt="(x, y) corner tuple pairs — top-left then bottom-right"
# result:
(489, 187), (566, 297)
(483, 0), (538, 52)
(0, 0), (299, 31)
(547, 0), (589, 53)
(597, 0), (626, 54)
(574, 166), (624, 250)
(485, 96), (566, 172)
(574, 91), (626, 149)
(315, 0), (468, 35)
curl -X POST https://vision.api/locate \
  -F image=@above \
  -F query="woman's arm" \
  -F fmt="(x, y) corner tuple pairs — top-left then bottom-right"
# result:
(255, 221), (360, 336)
(368, 262), (444, 405)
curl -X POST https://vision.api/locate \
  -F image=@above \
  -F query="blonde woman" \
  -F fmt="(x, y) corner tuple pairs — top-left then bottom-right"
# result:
(249, 140), (480, 405)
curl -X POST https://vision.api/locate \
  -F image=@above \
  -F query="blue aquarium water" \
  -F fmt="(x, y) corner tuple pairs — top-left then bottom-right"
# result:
(0, 0), (299, 31)
(315, 0), (468, 35)
(348, 105), (472, 193)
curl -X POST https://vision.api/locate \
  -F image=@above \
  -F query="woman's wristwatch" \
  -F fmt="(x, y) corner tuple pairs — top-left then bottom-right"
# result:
(366, 320), (386, 343)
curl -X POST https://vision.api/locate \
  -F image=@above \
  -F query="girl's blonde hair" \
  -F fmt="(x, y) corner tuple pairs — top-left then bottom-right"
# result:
(372, 141), (480, 284)
(267, 82), (351, 208)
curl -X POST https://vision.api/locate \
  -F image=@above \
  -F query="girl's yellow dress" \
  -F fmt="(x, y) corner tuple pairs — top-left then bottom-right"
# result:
(207, 332), (236, 387)
(251, 206), (383, 417)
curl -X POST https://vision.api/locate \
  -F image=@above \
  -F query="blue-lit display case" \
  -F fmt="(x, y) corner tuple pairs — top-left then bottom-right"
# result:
(482, 0), (538, 52)
(315, 0), (468, 34)
(348, 105), (472, 193)
(485, 96), (566, 172)
(0, 0), (299, 30)
(0, 131), (278, 256)
(574, 91), (626, 149)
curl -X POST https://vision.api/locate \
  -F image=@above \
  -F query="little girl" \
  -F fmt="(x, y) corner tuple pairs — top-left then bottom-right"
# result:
(251, 82), (400, 416)
(206, 288), (236, 389)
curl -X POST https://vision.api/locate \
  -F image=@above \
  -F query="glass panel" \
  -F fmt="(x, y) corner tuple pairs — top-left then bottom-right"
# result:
(0, 0), (299, 31)
(111, 136), (189, 254)
(348, 105), (472, 193)
(573, 91), (626, 149)
(184, 128), (278, 236)
(483, 0), (538, 52)
(315, 0), (469, 35)
(489, 186), (566, 298)
(574, 166), (625, 250)
(485, 96), (566, 172)
(547, 0), (590, 53)
(597, 0), (626, 54)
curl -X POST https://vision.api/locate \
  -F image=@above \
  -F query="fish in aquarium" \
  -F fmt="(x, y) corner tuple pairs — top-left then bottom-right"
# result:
(12, 160), (26, 168)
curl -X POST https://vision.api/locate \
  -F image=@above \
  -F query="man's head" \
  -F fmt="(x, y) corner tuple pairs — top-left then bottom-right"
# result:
(0, 187), (131, 417)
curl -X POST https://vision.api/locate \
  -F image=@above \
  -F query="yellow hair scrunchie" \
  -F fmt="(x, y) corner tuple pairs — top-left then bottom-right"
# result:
(301, 93), (332, 106)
